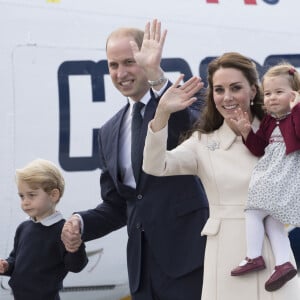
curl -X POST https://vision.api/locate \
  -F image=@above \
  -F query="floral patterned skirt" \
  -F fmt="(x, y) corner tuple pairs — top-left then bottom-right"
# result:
(247, 138), (300, 226)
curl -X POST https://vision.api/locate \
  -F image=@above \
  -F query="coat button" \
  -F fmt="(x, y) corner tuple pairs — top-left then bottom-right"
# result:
(136, 222), (142, 229)
(137, 194), (143, 200)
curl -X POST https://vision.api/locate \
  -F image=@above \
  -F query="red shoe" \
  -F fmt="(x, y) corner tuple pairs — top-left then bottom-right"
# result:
(231, 256), (266, 276)
(265, 262), (297, 292)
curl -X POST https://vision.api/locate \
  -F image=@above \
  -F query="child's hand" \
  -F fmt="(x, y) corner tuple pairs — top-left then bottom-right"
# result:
(290, 91), (300, 110)
(61, 217), (82, 253)
(0, 259), (9, 273)
(230, 108), (252, 139)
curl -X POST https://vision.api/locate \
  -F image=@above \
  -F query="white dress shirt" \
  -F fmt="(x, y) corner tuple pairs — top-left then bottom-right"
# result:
(119, 92), (150, 188)
(119, 82), (167, 188)
(76, 82), (168, 231)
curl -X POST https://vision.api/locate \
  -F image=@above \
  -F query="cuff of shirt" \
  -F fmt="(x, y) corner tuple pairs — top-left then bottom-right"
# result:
(151, 79), (169, 97)
(74, 213), (84, 234)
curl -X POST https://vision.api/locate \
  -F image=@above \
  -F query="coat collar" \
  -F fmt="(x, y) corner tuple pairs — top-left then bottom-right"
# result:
(205, 121), (237, 151)
(217, 121), (238, 150)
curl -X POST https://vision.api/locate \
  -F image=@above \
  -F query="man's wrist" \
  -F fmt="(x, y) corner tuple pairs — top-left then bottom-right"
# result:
(148, 75), (167, 87)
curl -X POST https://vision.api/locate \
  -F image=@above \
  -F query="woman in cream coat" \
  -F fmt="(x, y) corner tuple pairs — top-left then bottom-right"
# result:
(142, 52), (300, 300)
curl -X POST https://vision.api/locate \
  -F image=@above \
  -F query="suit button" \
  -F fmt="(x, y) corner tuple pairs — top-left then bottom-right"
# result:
(136, 222), (142, 229)
(137, 194), (143, 200)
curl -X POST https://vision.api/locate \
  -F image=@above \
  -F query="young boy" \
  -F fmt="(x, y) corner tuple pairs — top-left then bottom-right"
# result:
(0, 159), (88, 300)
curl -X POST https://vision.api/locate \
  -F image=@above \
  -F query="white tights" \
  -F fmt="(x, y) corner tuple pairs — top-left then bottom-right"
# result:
(245, 209), (290, 265)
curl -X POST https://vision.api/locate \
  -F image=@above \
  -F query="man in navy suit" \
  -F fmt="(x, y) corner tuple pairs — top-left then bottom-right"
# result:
(61, 19), (208, 300)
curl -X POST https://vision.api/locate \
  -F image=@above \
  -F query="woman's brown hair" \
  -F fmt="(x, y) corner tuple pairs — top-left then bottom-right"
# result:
(187, 52), (265, 138)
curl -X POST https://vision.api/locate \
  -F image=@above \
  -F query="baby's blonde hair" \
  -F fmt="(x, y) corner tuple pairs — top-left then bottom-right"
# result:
(16, 159), (65, 200)
(262, 62), (300, 92)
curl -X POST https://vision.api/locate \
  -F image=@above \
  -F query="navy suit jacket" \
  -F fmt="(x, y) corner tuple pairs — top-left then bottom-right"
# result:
(79, 84), (209, 293)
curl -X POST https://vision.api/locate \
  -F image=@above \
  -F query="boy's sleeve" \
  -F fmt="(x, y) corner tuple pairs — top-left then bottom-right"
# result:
(3, 225), (22, 276)
(64, 242), (88, 273)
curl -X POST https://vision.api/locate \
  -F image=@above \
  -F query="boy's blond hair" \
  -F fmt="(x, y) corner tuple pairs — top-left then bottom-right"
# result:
(16, 159), (65, 200)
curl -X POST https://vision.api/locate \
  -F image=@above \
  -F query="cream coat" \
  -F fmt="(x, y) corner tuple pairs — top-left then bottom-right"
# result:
(143, 121), (300, 300)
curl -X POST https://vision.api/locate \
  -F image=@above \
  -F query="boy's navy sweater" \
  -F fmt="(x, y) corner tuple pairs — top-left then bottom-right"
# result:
(3, 216), (88, 300)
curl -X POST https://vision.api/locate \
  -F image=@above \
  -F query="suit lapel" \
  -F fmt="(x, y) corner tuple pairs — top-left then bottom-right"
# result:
(109, 104), (129, 183)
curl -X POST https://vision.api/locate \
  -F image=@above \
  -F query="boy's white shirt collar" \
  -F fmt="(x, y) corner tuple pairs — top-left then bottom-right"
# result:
(30, 211), (64, 226)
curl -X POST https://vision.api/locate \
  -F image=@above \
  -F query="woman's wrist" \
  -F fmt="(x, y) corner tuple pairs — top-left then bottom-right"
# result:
(151, 110), (170, 132)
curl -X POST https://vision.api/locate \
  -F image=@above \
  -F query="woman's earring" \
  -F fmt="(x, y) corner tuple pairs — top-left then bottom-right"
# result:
(250, 98), (254, 106)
